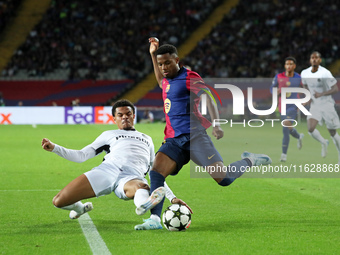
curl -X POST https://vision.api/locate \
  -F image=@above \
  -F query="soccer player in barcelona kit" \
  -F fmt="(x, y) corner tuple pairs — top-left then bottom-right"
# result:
(42, 99), (191, 226)
(134, 38), (272, 230)
(301, 51), (340, 164)
(270, 57), (304, 162)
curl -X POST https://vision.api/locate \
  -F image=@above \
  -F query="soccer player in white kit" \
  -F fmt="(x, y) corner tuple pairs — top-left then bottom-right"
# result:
(42, 99), (191, 229)
(301, 51), (340, 163)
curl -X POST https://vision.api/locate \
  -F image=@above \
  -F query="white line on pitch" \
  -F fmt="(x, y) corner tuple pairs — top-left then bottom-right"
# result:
(78, 213), (111, 255)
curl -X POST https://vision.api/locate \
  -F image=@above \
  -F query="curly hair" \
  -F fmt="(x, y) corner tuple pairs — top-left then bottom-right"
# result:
(111, 99), (135, 116)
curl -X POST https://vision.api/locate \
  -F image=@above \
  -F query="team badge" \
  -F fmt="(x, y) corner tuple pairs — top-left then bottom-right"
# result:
(164, 98), (171, 113)
(286, 81), (291, 86)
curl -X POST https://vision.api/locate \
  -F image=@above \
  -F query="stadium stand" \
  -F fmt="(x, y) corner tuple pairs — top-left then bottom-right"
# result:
(0, 0), (22, 34)
(134, 0), (340, 110)
(183, 0), (340, 78)
(1, 0), (222, 80)
(1, 0), (340, 110)
(0, 79), (133, 106)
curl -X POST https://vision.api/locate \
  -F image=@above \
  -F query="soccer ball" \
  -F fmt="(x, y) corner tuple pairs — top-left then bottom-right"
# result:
(162, 204), (191, 231)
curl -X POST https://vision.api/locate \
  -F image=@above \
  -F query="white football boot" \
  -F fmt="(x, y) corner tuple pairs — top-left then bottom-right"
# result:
(69, 202), (93, 219)
(134, 218), (162, 230)
(136, 187), (165, 216)
(280, 153), (287, 162)
(297, 133), (304, 150)
(321, 140), (329, 158)
(241, 151), (272, 166)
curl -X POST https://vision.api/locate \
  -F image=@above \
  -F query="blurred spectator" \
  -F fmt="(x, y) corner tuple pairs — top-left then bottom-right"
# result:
(71, 98), (80, 106)
(17, 101), (23, 106)
(52, 101), (58, 106)
(3, 0), (221, 79)
(0, 0), (22, 34)
(183, 0), (340, 78)
(140, 109), (154, 123)
(0, 91), (5, 106)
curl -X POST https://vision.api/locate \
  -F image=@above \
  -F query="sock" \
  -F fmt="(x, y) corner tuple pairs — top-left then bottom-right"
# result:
(289, 128), (300, 139)
(149, 170), (165, 218)
(60, 201), (84, 213)
(331, 132), (340, 153)
(282, 127), (290, 154)
(150, 214), (161, 223)
(134, 188), (150, 208)
(218, 159), (251, 186)
(309, 129), (326, 144)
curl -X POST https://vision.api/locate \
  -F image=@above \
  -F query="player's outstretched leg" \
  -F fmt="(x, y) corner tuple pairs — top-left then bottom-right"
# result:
(69, 202), (93, 219)
(135, 187), (165, 216)
(134, 215), (162, 230)
(241, 151), (272, 166)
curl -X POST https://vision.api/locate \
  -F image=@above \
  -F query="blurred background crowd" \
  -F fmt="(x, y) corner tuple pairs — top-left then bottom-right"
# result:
(0, 0), (339, 110)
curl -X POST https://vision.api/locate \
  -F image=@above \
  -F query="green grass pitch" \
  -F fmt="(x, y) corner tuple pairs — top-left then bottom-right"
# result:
(1, 122), (340, 254)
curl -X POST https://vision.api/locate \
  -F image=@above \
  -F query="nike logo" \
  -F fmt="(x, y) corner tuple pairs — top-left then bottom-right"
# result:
(208, 154), (215, 160)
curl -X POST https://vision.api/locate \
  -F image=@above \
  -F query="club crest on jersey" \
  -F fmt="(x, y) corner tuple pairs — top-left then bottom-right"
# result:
(164, 98), (171, 113)
(286, 81), (291, 86)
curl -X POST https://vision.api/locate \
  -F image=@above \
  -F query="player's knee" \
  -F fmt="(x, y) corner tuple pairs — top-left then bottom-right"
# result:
(329, 130), (336, 136)
(52, 195), (61, 208)
(308, 127), (315, 133)
(218, 178), (235, 187)
(138, 183), (150, 190)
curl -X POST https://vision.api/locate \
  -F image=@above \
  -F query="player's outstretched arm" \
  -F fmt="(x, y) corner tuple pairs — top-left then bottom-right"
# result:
(205, 93), (224, 140)
(314, 84), (338, 98)
(149, 37), (163, 88)
(41, 138), (55, 152)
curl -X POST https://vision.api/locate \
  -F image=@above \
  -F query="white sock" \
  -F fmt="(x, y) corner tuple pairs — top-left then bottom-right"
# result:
(150, 214), (161, 223)
(309, 129), (326, 144)
(331, 133), (340, 153)
(134, 188), (150, 208)
(60, 201), (84, 213)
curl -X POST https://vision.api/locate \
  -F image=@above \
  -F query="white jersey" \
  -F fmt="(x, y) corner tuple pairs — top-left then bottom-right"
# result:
(52, 129), (176, 201)
(301, 65), (337, 105)
(53, 129), (154, 177)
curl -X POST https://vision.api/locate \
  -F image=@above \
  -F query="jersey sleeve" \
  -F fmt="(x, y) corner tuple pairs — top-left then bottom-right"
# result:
(324, 70), (337, 89)
(88, 131), (112, 155)
(300, 70), (308, 86)
(270, 74), (278, 93)
(52, 144), (96, 163)
(187, 71), (210, 97)
(149, 138), (155, 171)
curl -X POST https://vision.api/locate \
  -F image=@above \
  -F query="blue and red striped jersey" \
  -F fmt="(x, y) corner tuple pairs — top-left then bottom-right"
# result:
(161, 67), (211, 139)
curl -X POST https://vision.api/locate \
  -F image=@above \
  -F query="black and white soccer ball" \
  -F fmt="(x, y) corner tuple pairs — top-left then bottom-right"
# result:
(162, 204), (191, 231)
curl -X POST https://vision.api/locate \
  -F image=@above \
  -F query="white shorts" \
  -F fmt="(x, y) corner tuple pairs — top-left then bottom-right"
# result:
(308, 102), (340, 129)
(84, 163), (148, 200)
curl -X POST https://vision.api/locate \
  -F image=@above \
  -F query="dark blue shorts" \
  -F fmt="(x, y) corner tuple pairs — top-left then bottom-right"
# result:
(281, 107), (297, 121)
(157, 130), (223, 175)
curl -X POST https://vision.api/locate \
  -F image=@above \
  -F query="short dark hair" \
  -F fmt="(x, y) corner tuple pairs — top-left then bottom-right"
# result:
(111, 99), (135, 116)
(311, 51), (321, 58)
(155, 44), (178, 56)
(285, 56), (296, 64)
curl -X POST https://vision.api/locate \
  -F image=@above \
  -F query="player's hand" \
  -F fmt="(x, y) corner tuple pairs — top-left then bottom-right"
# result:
(149, 37), (159, 55)
(314, 92), (323, 98)
(212, 126), (224, 140)
(41, 138), (55, 152)
(171, 198), (193, 214)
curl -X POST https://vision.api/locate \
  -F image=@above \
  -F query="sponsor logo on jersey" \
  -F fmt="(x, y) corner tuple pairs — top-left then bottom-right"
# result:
(164, 98), (171, 113)
(165, 83), (170, 93)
